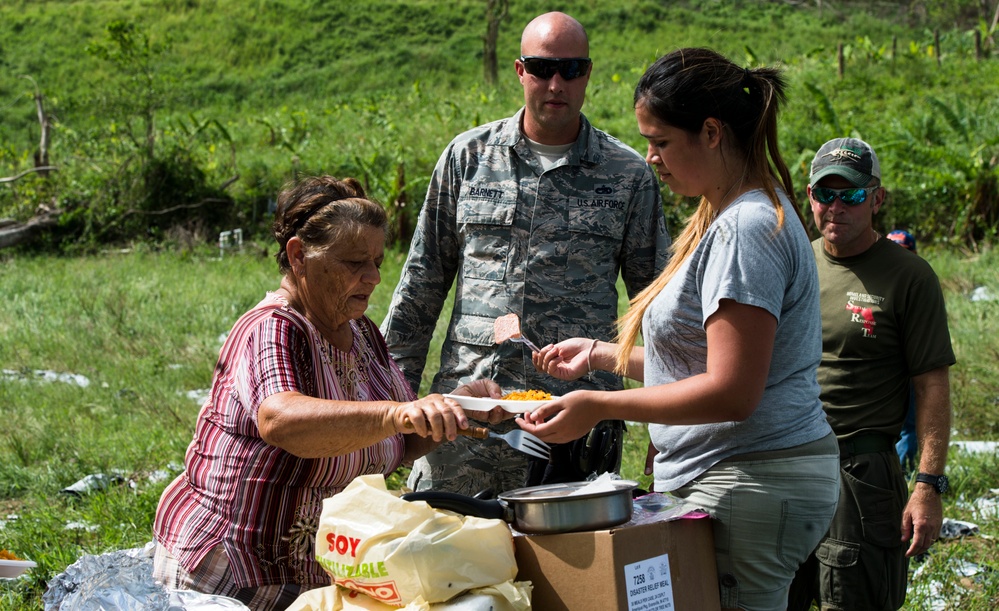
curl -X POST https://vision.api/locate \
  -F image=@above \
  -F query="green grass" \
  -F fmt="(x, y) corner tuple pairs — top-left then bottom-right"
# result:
(1, 244), (998, 608)
(1, 1), (997, 248)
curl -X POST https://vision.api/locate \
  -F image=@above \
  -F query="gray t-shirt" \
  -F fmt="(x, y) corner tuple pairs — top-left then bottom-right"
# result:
(645, 190), (833, 491)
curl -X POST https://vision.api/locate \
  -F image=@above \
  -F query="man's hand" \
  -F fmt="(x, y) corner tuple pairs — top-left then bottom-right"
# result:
(451, 378), (510, 424)
(901, 484), (943, 557)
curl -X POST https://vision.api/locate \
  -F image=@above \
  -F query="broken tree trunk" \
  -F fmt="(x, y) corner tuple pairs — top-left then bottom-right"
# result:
(0, 208), (61, 249)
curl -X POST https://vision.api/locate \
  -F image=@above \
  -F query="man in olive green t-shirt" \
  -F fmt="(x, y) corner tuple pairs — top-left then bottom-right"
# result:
(788, 138), (955, 611)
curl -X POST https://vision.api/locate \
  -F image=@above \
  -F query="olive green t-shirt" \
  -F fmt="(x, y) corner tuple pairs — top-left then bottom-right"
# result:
(813, 237), (955, 438)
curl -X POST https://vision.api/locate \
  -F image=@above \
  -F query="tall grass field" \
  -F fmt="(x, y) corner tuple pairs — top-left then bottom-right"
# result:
(0, 242), (997, 609)
(1, 0), (998, 249)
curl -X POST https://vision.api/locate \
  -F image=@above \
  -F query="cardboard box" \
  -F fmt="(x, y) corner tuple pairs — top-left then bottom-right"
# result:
(514, 516), (719, 611)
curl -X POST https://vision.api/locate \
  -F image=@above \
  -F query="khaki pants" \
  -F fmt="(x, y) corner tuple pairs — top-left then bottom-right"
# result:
(671, 434), (841, 611)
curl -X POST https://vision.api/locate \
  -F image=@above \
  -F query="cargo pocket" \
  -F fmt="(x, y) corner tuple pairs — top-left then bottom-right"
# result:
(813, 538), (861, 611)
(451, 313), (495, 348)
(440, 313), (500, 383)
(860, 496), (905, 548)
(815, 538), (859, 569)
(457, 194), (516, 281)
(843, 470), (905, 548)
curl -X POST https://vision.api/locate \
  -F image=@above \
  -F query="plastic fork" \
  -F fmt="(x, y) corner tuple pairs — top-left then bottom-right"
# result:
(402, 417), (550, 461)
(495, 313), (541, 352)
(460, 425), (550, 460)
(508, 335), (540, 353)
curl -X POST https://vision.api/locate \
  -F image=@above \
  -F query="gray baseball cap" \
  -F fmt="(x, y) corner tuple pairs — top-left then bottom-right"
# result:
(809, 138), (881, 187)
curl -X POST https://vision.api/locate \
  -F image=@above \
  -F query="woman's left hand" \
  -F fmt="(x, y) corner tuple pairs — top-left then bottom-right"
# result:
(517, 390), (598, 443)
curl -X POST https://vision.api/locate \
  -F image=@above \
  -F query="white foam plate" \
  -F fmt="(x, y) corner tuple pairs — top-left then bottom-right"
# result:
(0, 559), (36, 579)
(444, 394), (555, 414)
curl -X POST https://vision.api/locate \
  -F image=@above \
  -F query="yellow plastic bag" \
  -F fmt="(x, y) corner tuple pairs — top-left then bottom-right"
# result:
(316, 475), (518, 606)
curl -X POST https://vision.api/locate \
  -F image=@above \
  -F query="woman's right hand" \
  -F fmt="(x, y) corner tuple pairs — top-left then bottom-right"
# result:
(532, 337), (593, 380)
(393, 394), (468, 442)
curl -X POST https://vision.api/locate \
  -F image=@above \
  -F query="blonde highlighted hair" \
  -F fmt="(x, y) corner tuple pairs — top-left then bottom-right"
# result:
(614, 48), (807, 374)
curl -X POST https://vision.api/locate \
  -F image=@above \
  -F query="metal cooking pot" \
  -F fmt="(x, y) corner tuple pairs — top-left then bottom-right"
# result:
(401, 479), (638, 534)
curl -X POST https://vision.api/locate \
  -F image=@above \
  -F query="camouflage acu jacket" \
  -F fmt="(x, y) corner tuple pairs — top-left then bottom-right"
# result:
(381, 108), (671, 397)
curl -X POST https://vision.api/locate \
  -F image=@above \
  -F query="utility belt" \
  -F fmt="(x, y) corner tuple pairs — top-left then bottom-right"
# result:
(838, 431), (896, 458)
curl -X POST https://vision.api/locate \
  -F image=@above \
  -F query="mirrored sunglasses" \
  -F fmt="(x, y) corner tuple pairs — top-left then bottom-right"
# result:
(519, 56), (591, 81)
(811, 186), (878, 206)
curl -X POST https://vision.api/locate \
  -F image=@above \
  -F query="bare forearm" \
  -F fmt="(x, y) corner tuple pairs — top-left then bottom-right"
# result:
(590, 341), (645, 381)
(521, 373), (765, 445)
(914, 366), (952, 475)
(593, 371), (761, 425)
(259, 392), (398, 458)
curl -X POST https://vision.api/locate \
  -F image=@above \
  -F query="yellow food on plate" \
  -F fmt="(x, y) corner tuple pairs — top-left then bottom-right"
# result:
(501, 390), (552, 401)
(0, 549), (22, 560)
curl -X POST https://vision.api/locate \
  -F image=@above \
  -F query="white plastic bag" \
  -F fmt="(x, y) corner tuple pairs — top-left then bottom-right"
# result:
(316, 475), (517, 606)
(287, 581), (532, 611)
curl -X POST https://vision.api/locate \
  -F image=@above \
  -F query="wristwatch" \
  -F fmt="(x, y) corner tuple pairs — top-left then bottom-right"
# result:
(915, 472), (949, 494)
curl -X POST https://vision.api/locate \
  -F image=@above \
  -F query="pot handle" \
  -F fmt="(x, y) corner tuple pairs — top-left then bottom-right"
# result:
(401, 491), (509, 521)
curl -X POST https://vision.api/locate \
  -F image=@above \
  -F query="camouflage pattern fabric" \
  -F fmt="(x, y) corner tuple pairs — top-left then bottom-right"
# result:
(381, 108), (671, 495)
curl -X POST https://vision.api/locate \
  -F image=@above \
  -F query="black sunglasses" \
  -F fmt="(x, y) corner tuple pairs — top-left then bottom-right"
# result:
(519, 56), (592, 81)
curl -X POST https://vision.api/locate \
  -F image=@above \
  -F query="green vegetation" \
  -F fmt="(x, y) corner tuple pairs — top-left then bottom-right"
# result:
(1, 0), (998, 249)
(1, 243), (998, 609)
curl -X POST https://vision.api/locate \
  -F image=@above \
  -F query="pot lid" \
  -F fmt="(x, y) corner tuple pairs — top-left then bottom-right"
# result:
(499, 479), (638, 502)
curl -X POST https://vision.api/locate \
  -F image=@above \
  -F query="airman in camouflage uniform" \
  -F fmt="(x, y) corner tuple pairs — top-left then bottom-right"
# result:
(380, 12), (670, 496)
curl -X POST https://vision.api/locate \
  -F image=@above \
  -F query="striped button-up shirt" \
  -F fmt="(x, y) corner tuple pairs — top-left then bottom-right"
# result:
(154, 293), (413, 588)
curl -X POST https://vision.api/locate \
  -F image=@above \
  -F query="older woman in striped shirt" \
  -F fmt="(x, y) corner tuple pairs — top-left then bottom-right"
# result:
(152, 176), (498, 610)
